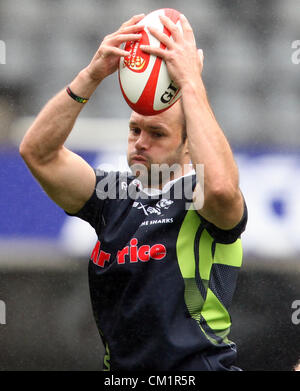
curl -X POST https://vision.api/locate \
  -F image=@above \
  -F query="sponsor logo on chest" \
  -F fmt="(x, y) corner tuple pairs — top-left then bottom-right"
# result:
(90, 238), (167, 268)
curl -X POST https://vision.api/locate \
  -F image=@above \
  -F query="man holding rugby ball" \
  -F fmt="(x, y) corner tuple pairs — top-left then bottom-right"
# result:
(20, 12), (247, 371)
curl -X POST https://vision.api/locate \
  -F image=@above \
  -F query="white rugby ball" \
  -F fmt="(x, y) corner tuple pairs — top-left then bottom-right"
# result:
(118, 8), (182, 116)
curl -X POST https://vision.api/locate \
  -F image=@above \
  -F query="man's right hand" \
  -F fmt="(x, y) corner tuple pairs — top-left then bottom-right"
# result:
(85, 14), (145, 82)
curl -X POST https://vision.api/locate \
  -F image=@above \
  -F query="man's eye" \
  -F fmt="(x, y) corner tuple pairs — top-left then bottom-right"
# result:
(130, 128), (140, 135)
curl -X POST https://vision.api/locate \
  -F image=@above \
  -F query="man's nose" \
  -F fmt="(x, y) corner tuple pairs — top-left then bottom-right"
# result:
(135, 130), (150, 151)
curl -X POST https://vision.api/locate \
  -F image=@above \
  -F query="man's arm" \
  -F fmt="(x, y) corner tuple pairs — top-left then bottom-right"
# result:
(19, 14), (145, 214)
(180, 71), (244, 230)
(141, 14), (244, 230)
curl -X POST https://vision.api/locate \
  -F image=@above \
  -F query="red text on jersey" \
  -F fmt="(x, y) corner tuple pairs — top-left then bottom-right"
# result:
(90, 238), (167, 267)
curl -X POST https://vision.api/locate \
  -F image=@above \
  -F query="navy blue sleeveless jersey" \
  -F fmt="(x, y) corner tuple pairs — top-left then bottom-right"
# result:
(67, 168), (247, 371)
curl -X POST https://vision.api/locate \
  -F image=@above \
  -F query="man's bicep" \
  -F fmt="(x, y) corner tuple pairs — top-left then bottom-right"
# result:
(29, 147), (96, 214)
(193, 183), (245, 230)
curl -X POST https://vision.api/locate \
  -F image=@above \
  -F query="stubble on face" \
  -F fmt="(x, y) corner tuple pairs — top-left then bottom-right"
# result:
(127, 101), (189, 188)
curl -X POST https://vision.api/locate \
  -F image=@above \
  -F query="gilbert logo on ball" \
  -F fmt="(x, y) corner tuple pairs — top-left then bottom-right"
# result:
(119, 8), (182, 116)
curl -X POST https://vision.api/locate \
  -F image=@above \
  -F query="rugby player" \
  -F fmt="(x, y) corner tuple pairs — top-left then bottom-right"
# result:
(20, 13), (247, 370)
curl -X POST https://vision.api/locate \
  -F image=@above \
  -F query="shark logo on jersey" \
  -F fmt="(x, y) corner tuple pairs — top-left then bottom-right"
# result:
(133, 199), (174, 216)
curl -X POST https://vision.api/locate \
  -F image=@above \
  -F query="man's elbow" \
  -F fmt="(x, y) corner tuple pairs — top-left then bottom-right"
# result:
(19, 139), (41, 169)
(19, 138), (60, 167)
(19, 139), (32, 163)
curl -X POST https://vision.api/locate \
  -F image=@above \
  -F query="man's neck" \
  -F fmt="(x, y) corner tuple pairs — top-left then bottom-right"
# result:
(144, 163), (194, 191)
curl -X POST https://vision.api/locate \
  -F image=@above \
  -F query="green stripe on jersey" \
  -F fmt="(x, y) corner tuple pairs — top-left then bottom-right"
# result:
(176, 207), (242, 344)
(183, 278), (204, 319)
(103, 342), (111, 371)
(176, 207), (201, 279)
(200, 287), (231, 331)
(213, 240), (243, 267)
(198, 228), (214, 280)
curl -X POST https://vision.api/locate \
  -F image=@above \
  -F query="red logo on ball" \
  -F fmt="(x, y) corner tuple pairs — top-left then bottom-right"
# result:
(123, 30), (150, 73)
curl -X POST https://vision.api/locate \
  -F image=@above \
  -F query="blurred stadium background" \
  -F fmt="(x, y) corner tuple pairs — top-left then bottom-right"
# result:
(0, 0), (300, 371)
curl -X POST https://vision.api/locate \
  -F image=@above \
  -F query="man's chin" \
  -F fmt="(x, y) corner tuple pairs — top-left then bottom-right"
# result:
(129, 160), (149, 170)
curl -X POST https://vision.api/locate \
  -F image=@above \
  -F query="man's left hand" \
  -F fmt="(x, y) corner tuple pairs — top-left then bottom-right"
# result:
(140, 14), (203, 89)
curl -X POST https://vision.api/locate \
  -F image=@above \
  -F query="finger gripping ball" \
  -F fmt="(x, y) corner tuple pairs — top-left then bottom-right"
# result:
(118, 8), (182, 116)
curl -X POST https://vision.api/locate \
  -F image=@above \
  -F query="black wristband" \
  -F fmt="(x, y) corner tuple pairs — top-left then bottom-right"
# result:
(66, 86), (89, 104)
